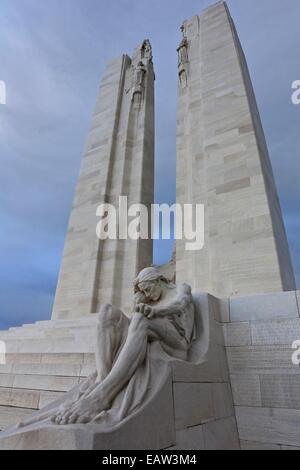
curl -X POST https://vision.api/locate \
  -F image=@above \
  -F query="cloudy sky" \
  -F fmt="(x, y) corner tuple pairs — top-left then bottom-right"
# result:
(0, 0), (299, 329)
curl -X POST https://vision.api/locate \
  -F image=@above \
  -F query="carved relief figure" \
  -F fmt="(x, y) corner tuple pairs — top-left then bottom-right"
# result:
(177, 25), (189, 89)
(177, 36), (189, 67)
(132, 60), (147, 104)
(141, 39), (152, 62)
(17, 268), (195, 427)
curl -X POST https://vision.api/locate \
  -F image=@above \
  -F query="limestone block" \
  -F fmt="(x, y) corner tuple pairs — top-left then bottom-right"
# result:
(173, 383), (214, 430)
(5, 354), (42, 364)
(208, 295), (230, 323)
(0, 365), (13, 374)
(4, 338), (95, 354)
(0, 374), (14, 388)
(172, 426), (205, 450)
(251, 318), (300, 346)
(223, 322), (251, 346)
(281, 445), (300, 450)
(227, 346), (299, 375)
(172, 345), (229, 383)
(235, 406), (300, 447)
(12, 375), (80, 392)
(38, 391), (65, 409)
(212, 383), (234, 419)
(230, 292), (298, 322)
(0, 388), (39, 409)
(83, 354), (95, 364)
(240, 440), (281, 450)
(0, 406), (33, 431)
(80, 363), (95, 377)
(41, 353), (85, 364)
(202, 417), (240, 450)
(12, 363), (82, 377)
(230, 374), (261, 406)
(260, 375), (300, 409)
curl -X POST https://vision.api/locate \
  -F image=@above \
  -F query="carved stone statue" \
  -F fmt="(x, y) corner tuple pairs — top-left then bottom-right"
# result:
(134, 61), (147, 89)
(132, 61), (147, 104)
(177, 27), (189, 89)
(141, 39), (152, 62)
(177, 37), (188, 67)
(17, 267), (195, 428)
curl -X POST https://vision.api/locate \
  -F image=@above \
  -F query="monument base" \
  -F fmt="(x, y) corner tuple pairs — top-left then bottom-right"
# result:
(0, 371), (174, 450)
(0, 293), (239, 450)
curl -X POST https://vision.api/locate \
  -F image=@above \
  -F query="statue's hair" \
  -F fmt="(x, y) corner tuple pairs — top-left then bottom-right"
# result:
(133, 267), (169, 293)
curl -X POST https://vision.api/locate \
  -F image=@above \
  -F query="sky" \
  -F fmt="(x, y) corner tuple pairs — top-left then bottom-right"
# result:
(0, 0), (299, 329)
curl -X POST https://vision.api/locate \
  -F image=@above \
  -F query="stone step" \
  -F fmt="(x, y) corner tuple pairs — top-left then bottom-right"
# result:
(0, 362), (94, 378)
(34, 317), (98, 329)
(0, 316), (99, 336)
(0, 326), (95, 340)
(1, 337), (96, 354)
(4, 353), (95, 365)
(0, 406), (34, 431)
(0, 387), (64, 410)
(0, 374), (80, 392)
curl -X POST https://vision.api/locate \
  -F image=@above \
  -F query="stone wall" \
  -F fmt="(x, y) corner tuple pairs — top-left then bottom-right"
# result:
(169, 294), (240, 450)
(224, 291), (300, 450)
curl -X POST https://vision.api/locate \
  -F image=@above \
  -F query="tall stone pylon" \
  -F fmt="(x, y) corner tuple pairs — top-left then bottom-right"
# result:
(176, 2), (296, 297)
(52, 41), (155, 319)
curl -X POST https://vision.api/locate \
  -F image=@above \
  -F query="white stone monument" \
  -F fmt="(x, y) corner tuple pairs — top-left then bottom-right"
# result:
(52, 41), (155, 320)
(176, 2), (295, 297)
(0, 1), (299, 451)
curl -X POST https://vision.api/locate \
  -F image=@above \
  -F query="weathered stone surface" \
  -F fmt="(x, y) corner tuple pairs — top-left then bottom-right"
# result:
(227, 346), (299, 375)
(208, 295), (230, 323)
(230, 374), (261, 407)
(235, 407), (300, 447)
(11, 363), (82, 377)
(38, 392), (65, 410)
(172, 427), (205, 450)
(0, 374), (14, 388)
(230, 292), (298, 322)
(0, 406), (33, 431)
(173, 383), (214, 430)
(251, 318), (300, 346)
(0, 388), (39, 409)
(240, 440), (281, 450)
(223, 322), (251, 346)
(260, 375), (300, 409)
(281, 445), (300, 450)
(202, 417), (240, 450)
(212, 383), (234, 419)
(12, 375), (79, 392)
